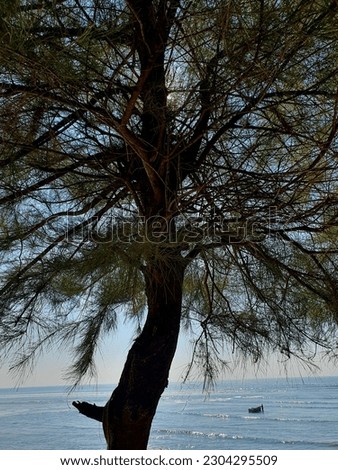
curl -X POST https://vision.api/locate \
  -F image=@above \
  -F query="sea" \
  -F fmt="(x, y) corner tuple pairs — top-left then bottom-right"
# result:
(0, 376), (337, 450)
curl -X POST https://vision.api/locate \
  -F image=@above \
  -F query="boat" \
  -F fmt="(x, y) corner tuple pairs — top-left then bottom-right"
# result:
(248, 404), (264, 413)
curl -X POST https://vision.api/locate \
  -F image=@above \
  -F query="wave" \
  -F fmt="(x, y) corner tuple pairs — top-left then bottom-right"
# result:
(153, 428), (237, 440)
(160, 408), (336, 425)
(241, 415), (335, 424)
(203, 413), (230, 419)
(152, 427), (338, 449)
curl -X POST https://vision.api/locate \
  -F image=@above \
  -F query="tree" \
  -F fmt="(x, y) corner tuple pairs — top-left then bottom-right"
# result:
(1, 0), (338, 449)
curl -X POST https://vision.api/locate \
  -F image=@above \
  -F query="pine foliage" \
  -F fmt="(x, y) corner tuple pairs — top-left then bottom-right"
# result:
(1, 0), (338, 385)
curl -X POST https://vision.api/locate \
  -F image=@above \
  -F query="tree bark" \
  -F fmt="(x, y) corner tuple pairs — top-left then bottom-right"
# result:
(101, 256), (185, 449)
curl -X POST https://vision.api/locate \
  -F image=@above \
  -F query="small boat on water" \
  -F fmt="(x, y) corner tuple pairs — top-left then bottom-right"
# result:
(248, 404), (264, 413)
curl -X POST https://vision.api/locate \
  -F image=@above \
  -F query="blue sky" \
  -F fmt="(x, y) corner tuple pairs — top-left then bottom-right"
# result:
(1, 322), (337, 389)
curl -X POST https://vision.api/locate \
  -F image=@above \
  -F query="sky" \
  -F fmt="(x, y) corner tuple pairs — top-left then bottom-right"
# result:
(1, 321), (337, 389)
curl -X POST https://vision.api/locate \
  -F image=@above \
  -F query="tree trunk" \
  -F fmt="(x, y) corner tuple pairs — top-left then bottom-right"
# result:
(102, 256), (185, 449)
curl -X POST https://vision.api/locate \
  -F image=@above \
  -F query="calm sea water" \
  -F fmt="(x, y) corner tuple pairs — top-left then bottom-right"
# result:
(0, 376), (337, 450)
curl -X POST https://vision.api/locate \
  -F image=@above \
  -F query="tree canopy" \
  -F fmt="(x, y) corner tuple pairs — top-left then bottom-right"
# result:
(1, 0), (338, 391)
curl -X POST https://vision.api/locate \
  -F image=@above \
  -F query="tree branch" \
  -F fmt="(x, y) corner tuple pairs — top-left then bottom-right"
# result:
(72, 401), (104, 423)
